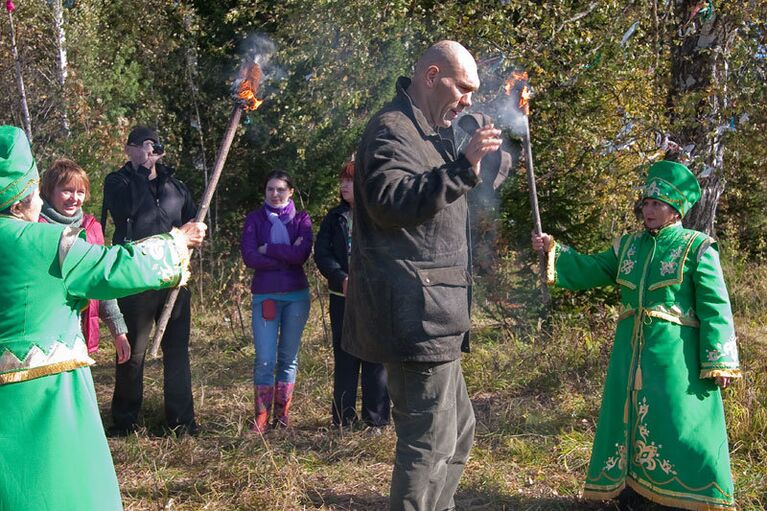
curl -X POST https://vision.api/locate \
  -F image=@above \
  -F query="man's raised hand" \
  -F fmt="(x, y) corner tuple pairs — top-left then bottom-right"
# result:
(463, 124), (503, 176)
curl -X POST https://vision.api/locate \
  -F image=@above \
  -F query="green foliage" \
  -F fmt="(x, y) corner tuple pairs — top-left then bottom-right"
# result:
(84, 258), (767, 509)
(1, 0), (767, 251)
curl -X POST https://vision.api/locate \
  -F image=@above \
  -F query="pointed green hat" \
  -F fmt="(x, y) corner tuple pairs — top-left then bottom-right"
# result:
(0, 126), (38, 211)
(642, 160), (701, 217)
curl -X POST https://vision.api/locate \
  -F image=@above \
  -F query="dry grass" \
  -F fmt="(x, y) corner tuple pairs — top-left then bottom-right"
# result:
(88, 259), (767, 510)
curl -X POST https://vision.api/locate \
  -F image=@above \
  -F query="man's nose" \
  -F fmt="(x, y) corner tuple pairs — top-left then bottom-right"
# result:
(460, 92), (472, 108)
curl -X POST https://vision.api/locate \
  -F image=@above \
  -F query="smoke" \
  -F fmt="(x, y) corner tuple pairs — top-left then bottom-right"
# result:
(238, 33), (276, 71)
(232, 33), (285, 100)
(457, 60), (529, 278)
(488, 77), (531, 140)
(491, 96), (529, 139)
(455, 110), (520, 277)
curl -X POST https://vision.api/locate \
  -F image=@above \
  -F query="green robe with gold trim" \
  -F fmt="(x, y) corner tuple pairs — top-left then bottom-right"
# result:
(548, 222), (740, 511)
(0, 216), (191, 511)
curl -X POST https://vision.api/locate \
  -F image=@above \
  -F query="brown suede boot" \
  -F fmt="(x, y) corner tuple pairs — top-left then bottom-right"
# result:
(250, 385), (274, 433)
(273, 381), (295, 428)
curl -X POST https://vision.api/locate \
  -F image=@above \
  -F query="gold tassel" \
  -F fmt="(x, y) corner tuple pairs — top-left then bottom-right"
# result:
(634, 365), (643, 390)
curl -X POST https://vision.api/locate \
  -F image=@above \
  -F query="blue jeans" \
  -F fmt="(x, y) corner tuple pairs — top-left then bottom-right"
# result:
(251, 295), (310, 385)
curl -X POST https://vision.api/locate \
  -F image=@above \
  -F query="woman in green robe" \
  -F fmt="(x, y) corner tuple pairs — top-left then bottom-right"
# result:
(0, 126), (206, 511)
(532, 160), (741, 511)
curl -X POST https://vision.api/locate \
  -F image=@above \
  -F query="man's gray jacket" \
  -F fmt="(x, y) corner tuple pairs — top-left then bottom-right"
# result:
(342, 77), (479, 363)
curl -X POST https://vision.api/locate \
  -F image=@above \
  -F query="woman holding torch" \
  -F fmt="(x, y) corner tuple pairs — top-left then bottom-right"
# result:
(532, 160), (740, 510)
(0, 126), (206, 510)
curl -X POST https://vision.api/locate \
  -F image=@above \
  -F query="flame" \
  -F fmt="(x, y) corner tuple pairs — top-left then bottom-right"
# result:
(503, 70), (530, 116)
(236, 62), (264, 111)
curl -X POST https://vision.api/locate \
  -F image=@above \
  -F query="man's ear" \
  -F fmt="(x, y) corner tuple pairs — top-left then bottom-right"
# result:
(9, 201), (24, 219)
(424, 65), (440, 88)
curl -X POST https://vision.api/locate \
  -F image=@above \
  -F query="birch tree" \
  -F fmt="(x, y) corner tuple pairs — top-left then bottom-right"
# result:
(5, 1), (33, 141)
(51, 0), (69, 137)
(668, 0), (739, 235)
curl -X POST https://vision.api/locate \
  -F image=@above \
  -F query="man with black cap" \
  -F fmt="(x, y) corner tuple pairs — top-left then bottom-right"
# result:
(102, 126), (199, 436)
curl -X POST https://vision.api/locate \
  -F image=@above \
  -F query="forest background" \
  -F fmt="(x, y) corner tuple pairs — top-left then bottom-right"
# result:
(1, 0), (766, 509)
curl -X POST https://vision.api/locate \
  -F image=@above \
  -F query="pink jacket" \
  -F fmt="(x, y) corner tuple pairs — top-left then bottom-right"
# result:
(39, 213), (104, 352)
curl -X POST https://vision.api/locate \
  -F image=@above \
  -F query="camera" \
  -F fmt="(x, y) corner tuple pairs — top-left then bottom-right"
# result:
(152, 141), (165, 155)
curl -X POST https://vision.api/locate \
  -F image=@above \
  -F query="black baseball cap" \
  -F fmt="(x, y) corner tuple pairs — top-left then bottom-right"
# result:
(127, 126), (159, 146)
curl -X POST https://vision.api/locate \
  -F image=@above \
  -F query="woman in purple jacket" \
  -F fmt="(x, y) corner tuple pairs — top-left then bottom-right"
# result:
(241, 170), (313, 433)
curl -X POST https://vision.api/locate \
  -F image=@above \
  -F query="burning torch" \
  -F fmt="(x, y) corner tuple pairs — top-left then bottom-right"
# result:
(501, 71), (550, 304)
(149, 60), (265, 358)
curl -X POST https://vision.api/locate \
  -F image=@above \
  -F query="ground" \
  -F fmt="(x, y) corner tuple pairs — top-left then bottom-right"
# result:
(90, 260), (767, 510)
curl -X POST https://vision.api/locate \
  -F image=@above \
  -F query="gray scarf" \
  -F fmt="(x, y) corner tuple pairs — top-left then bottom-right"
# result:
(39, 200), (83, 227)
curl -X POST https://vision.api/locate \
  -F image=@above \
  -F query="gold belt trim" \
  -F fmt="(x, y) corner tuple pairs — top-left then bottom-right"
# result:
(617, 307), (699, 328)
(0, 360), (91, 384)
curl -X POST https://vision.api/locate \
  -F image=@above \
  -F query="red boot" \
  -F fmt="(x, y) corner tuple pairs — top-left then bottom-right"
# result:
(250, 385), (274, 433)
(273, 381), (295, 428)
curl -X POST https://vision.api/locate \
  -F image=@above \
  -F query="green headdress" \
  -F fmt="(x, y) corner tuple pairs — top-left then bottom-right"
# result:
(642, 160), (701, 217)
(0, 126), (38, 211)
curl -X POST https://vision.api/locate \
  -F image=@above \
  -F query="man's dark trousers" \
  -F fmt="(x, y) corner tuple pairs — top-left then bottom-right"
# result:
(111, 287), (195, 430)
(384, 358), (475, 511)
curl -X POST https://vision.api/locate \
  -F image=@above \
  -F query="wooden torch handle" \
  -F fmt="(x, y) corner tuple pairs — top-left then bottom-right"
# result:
(149, 105), (243, 358)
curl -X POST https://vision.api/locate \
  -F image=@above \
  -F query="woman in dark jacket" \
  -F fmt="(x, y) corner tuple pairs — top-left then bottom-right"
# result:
(314, 159), (390, 429)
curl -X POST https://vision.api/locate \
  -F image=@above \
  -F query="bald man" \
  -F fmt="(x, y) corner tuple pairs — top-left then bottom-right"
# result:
(343, 41), (503, 511)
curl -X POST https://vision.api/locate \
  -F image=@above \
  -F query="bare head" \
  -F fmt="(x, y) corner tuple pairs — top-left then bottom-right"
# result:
(409, 41), (479, 128)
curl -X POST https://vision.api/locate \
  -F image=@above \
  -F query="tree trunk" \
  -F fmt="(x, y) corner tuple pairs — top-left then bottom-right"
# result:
(7, 10), (33, 143)
(52, 0), (70, 137)
(668, 1), (736, 236)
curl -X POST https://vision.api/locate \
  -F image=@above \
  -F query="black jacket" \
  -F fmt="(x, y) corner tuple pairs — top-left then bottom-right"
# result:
(342, 77), (479, 364)
(314, 202), (352, 294)
(101, 162), (197, 245)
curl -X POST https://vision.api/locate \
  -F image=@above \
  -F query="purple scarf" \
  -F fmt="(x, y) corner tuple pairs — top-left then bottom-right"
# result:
(264, 199), (296, 244)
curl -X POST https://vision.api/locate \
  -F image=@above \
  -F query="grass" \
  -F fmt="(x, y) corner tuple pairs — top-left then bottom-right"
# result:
(89, 258), (767, 510)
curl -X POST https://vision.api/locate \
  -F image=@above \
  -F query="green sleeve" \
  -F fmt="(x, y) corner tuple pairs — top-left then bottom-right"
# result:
(547, 240), (619, 291)
(61, 230), (190, 301)
(693, 244), (741, 379)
